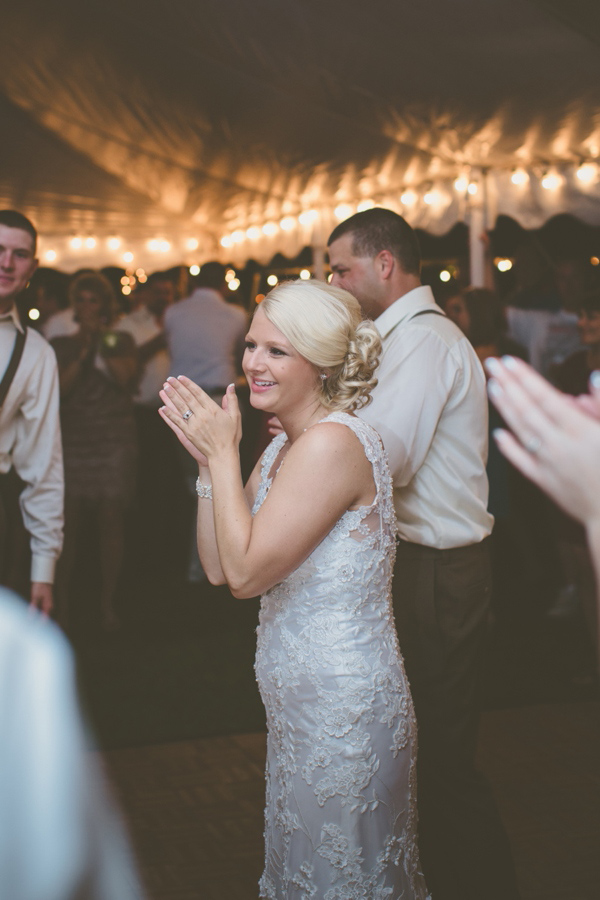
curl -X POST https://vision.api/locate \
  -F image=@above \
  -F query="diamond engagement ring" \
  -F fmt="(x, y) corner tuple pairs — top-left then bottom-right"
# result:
(524, 435), (542, 454)
(182, 408), (194, 421)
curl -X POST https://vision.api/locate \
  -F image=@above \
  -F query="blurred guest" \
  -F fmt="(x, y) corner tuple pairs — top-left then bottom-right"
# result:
(0, 586), (144, 900)
(505, 246), (583, 377)
(119, 273), (181, 581)
(486, 358), (600, 671)
(0, 210), (63, 615)
(23, 267), (69, 333)
(164, 261), (247, 581)
(52, 272), (138, 630)
(42, 268), (97, 341)
(443, 287), (527, 364)
(546, 292), (600, 629)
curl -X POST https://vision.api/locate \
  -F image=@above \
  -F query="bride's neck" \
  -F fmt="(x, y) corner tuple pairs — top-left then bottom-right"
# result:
(281, 401), (331, 444)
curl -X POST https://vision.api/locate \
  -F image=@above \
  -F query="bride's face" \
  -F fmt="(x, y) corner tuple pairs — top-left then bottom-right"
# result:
(243, 305), (321, 417)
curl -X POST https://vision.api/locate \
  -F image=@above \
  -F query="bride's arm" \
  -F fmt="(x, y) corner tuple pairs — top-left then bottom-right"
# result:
(160, 377), (371, 599)
(194, 454), (263, 586)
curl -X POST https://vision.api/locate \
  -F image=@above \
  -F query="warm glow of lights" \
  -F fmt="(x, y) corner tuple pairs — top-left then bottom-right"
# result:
(136, 268), (145, 277)
(327, 273), (333, 283)
(69, 236), (82, 250)
(423, 190), (435, 206)
(453, 176), (468, 192)
(189, 264), (200, 276)
(220, 235), (233, 248)
(262, 222), (278, 236)
(138, 273), (147, 283)
(299, 209), (318, 225)
(122, 285), (132, 295)
(246, 226), (261, 240)
(576, 162), (597, 184)
(107, 236), (121, 250)
(541, 171), (561, 190)
(511, 169), (528, 186)
(231, 230), (245, 244)
(334, 204), (353, 221)
(299, 269), (311, 280)
(44, 250), (57, 263)
(159, 240), (171, 252)
(120, 276), (129, 285)
(228, 278), (241, 291)
(85, 237), (96, 249)
(186, 238), (199, 251)
(225, 268), (236, 282)
(467, 182), (479, 196)
(28, 308), (40, 321)
(147, 239), (160, 252)
(591, 256), (600, 266)
(439, 269), (451, 282)
(496, 258), (513, 272)
(267, 274), (278, 286)
(255, 293), (265, 304)
(280, 216), (296, 231)
(400, 190), (417, 207)
(357, 199), (375, 212)
(123, 251), (134, 263)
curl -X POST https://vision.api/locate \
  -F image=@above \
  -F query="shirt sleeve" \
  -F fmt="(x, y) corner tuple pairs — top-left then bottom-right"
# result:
(360, 325), (458, 487)
(12, 344), (64, 583)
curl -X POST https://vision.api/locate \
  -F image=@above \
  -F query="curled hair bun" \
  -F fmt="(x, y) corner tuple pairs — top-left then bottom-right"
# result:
(322, 318), (381, 412)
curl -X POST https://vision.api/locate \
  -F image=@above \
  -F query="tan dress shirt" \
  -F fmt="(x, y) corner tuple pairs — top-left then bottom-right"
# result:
(359, 286), (494, 549)
(0, 307), (64, 582)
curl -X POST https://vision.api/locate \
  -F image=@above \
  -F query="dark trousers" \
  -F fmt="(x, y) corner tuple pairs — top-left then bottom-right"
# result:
(0, 470), (29, 597)
(394, 538), (520, 900)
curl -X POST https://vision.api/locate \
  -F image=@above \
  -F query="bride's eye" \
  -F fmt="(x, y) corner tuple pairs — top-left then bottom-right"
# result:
(245, 340), (256, 350)
(269, 347), (286, 357)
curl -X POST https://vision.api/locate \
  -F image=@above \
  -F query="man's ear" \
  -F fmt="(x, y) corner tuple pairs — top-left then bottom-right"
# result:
(376, 250), (395, 279)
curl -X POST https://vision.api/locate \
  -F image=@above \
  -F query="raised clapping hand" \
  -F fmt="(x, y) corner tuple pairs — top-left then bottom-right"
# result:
(158, 377), (241, 464)
(485, 356), (600, 529)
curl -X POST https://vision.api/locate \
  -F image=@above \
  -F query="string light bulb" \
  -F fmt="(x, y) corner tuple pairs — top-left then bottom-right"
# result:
(299, 269), (311, 280)
(279, 216), (296, 231)
(510, 169), (528, 186)
(262, 222), (278, 236)
(400, 190), (417, 207)
(107, 236), (121, 251)
(299, 209), (318, 225)
(576, 162), (597, 184)
(189, 264), (200, 276)
(541, 170), (562, 190)
(334, 204), (353, 221)
(267, 274), (278, 286)
(69, 236), (83, 250)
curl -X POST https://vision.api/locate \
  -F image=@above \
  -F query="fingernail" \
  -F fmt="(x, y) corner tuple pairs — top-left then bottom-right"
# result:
(492, 427), (507, 442)
(501, 355), (517, 370)
(590, 370), (600, 390)
(228, 383), (235, 391)
(484, 357), (501, 375)
(487, 379), (503, 398)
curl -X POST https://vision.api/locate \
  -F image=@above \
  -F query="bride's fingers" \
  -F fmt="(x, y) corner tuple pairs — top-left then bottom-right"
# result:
(158, 388), (181, 416)
(487, 374), (562, 451)
(175, 375), (214, 408)
(162, 378), (198, 416)
(486, 356), (582, 431)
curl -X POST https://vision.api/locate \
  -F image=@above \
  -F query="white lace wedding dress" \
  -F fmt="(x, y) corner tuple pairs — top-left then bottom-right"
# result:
(253, 413), (430, 900)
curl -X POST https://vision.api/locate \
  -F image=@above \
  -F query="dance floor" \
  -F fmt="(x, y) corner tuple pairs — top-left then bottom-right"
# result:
(103, 700), (600, 900)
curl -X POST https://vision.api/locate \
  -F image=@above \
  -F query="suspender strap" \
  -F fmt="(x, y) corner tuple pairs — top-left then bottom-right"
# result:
(0, 328), (27, 409)
(410, 308), (447, 319)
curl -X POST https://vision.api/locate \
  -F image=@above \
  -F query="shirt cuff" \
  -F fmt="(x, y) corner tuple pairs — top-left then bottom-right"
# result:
(31, 555), (56, 584)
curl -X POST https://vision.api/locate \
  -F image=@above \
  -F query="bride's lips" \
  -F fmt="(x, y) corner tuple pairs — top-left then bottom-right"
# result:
(250, 378), (277, 393)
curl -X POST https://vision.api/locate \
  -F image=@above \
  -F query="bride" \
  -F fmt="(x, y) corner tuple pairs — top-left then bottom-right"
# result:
(159, 279), (429, 899)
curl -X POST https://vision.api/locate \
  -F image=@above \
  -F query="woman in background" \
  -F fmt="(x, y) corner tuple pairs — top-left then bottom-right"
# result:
(52, 272), (138, 630)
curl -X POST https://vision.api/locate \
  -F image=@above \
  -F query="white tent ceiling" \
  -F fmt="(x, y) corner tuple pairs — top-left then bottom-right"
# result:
(1, 0), (600, 270)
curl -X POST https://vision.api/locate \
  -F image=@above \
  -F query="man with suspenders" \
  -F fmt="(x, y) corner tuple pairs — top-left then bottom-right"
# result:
(0, 210), (63, 615)
(328, 209), (519, 900)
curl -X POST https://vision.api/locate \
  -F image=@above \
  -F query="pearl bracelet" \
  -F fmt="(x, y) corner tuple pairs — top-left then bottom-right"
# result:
(195, 477), (213, 500)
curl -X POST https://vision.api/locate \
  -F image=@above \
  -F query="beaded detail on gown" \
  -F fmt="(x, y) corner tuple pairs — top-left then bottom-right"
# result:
(253, 412), (429, 900)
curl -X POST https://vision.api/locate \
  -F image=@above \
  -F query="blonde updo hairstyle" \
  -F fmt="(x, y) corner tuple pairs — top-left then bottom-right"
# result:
(259, 279), (381, 412)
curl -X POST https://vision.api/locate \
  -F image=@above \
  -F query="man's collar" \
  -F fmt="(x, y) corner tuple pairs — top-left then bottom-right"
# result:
(0, 304), (25, 333)
(374, 285), (439, 338)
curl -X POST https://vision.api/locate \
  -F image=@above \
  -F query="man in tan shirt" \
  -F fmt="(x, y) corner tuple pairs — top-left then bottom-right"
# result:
(0, 210), (63, 614)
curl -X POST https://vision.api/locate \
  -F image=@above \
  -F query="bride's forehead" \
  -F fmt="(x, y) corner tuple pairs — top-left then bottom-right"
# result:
(250, 306), (290, 345)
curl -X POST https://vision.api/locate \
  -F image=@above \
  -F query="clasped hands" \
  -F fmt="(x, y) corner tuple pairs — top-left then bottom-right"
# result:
(159, 377), (241, 465)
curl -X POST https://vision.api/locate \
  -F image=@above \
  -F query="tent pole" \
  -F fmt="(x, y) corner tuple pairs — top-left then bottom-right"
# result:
(468, 167), (486, 287)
